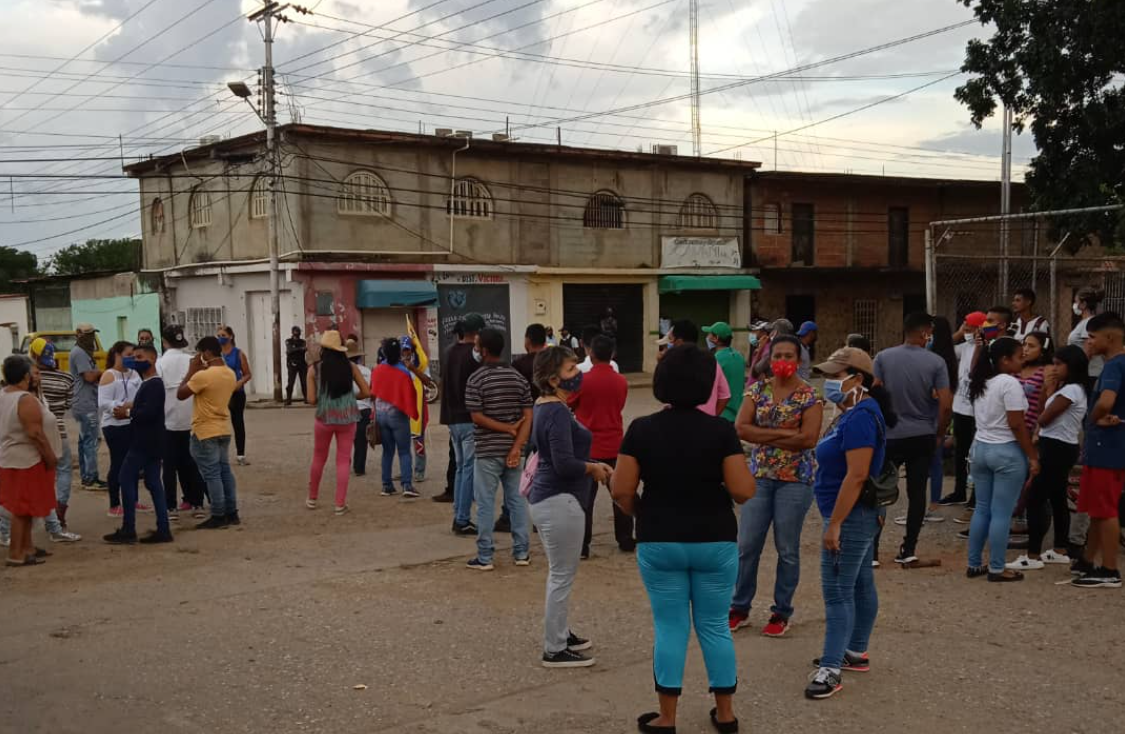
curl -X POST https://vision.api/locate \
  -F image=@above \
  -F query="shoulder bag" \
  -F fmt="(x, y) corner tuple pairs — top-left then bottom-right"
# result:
(860, 414), (899, 508)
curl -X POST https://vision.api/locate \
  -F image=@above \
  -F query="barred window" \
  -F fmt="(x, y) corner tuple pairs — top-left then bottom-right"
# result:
(853, 299), (877, 351)
(151, 197), (165, 234)
(251, 177), (269, 219)
(583, 190), (625, 230)
(338, 170), (391, 216)
(679, 193), (717, 230)
(189, 187), (212, 228)
(447, 177), (492, 219)
(185, 307), (223, 348)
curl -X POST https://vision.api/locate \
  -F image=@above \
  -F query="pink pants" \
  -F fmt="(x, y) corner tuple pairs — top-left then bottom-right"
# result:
(309, 419), (358, 508)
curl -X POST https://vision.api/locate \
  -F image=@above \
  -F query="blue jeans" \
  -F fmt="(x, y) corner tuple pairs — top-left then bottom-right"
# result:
(820, 504), (881, 669)
(968, 440), (1028, 573)
(55, 439), (73, 508)
(74, 410), (100, 483)
(449, 423), (476, 526)
(473, 455), (529, 564)
(376, 406), (413, 491)
(637, 542), (738, 695)
(190, 434), (237, 518)
(120, 448), (170, 535)
(731, 478), (814, 619)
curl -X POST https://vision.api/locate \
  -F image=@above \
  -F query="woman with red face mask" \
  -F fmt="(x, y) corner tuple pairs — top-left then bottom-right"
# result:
(729, 335), (824, 637)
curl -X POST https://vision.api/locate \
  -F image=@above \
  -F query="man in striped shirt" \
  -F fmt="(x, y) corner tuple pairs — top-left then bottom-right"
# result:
(1, 339), (81, 546)
(464, 327), (533, 571)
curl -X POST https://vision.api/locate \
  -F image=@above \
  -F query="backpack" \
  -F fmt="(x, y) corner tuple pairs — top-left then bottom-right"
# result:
(860, 413), (899, 508)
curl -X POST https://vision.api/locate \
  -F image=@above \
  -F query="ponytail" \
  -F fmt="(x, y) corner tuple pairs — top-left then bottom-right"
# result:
(969, 336), (1020, 402)
(850, 369), (898, 429)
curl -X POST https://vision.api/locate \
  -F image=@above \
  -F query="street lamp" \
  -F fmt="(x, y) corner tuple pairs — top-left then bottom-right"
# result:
(227, 81), (253, 100)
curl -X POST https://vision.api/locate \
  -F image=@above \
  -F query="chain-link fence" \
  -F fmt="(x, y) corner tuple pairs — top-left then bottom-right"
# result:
(926, 206), (1125, 332)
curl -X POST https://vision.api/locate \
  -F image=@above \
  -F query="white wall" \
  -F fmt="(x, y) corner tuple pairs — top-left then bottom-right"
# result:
(0, 296), (30, 356)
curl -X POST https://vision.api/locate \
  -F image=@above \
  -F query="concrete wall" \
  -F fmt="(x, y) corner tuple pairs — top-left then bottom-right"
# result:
(70, 273), (163, 349)
(0, 295), (29, 355)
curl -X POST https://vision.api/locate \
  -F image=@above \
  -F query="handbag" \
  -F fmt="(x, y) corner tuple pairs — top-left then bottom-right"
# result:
(519, 450), (539, 498)
(860, 416), (899, 508)
(366, 420), (381, 448)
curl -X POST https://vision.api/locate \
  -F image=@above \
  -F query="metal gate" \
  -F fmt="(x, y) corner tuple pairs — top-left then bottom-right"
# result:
(563, 283), (644, 372)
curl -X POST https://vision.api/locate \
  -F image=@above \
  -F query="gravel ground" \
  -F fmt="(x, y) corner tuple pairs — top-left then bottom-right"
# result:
(1, 389), (1122, 734)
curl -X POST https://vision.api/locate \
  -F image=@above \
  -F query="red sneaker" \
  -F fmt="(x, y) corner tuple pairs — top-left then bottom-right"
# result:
(762, 613), (789, 637)
(135, 503), (153, 513)
(178, 501), (193, 512)
(106, 506), (124, 518)
(728, 610), (749, 632)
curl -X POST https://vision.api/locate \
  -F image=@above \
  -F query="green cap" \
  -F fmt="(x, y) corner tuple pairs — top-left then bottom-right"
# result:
(703, 322), (733, 340)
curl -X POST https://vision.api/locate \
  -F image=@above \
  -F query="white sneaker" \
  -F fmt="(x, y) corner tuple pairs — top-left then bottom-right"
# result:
(1005, 555), (1045, 571)
(237, 456), (249, 466)
(924, 511), (946, 523)
(49, 530), (82, 543)
(1041, 549), (1072, 565)
(893, 515), (908, 526)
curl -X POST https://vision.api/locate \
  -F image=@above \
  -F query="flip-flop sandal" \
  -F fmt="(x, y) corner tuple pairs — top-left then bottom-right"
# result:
(709, 707), (739, 733)
(5, 556), (43, 567)
(988, 570), (1024, 582)
(966, 566), (988, 578)
(637, 712), (676, 733)
(34, 547), (52, 558)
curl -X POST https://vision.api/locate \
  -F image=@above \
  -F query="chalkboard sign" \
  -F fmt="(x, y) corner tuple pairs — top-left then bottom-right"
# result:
(436, 284), (511, 372)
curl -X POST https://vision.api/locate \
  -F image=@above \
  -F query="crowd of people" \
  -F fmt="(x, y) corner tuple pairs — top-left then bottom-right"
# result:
(3, 285), (1123, 732)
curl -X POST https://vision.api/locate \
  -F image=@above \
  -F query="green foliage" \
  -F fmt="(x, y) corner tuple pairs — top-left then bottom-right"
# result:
(955, 0), (1125, 247)
(0, 246), (39, 293)
(49, 238), (140, 276)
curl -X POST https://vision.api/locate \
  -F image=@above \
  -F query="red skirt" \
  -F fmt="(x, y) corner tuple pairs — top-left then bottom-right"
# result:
(0, 462), (57, 518)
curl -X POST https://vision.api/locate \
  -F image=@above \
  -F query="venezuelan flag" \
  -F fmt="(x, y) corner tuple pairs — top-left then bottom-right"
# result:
(406, 315), (429, 436)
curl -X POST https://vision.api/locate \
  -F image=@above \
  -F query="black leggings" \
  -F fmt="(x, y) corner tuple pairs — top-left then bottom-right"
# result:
(953, 413), (976, 500)
(229, 390), (247, 456)
(102, 424), (133, 509)
(1026, 436), (1079, 555)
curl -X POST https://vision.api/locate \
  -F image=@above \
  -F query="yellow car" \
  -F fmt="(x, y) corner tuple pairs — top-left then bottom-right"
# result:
(18, 331), (107, 372)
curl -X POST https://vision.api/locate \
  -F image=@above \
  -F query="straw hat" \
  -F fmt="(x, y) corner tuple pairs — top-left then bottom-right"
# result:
(320, 330), (348, 353)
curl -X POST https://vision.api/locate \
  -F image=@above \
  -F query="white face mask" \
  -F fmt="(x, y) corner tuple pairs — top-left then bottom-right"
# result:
(472, 348), (483, 363)
(1073, 303), (1084, 316)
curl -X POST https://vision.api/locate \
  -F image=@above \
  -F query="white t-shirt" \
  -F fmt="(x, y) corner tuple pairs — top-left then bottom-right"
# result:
(952, 340), (976, 416)
(1068, 317), (1104, 378)
(157, 348), (195, 432)
(1012, 315), (1050, 342)
(578, 356), (619, 374)
(1038, 383), (1088, 445)
(972, 373), (1029, 444)
(354, 362), (373, 411)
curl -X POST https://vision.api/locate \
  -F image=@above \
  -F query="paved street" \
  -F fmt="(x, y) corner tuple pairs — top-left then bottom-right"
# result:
(1, 389), (1120, 734)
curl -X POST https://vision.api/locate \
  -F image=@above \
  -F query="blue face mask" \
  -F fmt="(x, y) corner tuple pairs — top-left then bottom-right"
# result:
(217, 336), (230, 346)
(131, 360), (152, 373)
(122, 356), (139, 371)
(558, 372), (583, 393)
(706, 338), (718, 351)
(823, 378), (847, 405)
(749, 334), (759, 348)
(925, 336), (935, 350)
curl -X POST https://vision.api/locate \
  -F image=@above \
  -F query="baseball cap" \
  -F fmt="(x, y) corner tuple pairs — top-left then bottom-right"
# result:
(768, 318), (794, 335)
(75, 322), (97, 334)
(459, 313), (486, 333)
(29, 337), (49, 358)
(797, 321), (818, 337)
(964, 311), (988, 328)
(749, 319), (770, 331)
(703, 322), (733, 340)
(814, 347), (874, 377)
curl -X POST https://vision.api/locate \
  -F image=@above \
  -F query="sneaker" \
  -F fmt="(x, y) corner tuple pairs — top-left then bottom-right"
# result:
(567, 632), (592, 651)
(191, 506), (207, 519)
(139, 530), (174, 544)
(168, 508), (180, 522)
(762, 613), (789, 637)
(894, 546), (919, 565)
(431, 492), (454, 503)
(1005, 555), (1045, 571)
(195, 515), (229, 530)
(514, 556), (531, 567)
(178, 501), (193, 512)
(106, 506), (124, 518)
(306, 498), (317, 510)
(83, 479), (108, 491)
(542, 649), (595, 668)
(103, 529), (137, 545)
(871, 559), (880, 568)
(953, 510), (974, 525)
(402, 488), (420, 499)
(956, 529), (970, 540)
(728, 610), (750, 632)
(812, 651), (870, 673)
(1041, 549), (1071, 565)
(380, 487), (397, 497)
(494, 515), (512, 533)
(924, 510), (945, 523)
(1071, 558), (1095, 576)
(226, 512), (241, 526)
(1071, 567), (1122, 588)
(466, 558), (494, 571)
(334, 505), (349, 516)
(452, 522), (478, 536)
(135, 503), (153, 513)
(893, 515), (908, 526)
(236, 456), (249, 466)
(805, 668), (843, 700)
(937, 494), (968, 506)
(49, 530), (82, 543)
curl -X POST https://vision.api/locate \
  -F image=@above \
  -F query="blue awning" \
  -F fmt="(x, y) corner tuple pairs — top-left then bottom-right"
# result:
(356, 279), (438, 308)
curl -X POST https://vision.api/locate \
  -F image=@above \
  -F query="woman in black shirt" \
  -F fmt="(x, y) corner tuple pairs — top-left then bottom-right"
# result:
(612, 345), (756, 734)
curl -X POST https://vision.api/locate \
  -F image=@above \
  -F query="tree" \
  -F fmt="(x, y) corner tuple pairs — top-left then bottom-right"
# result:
(0, 246), (39, 293)
(49, 238), (140, 276)
(955, 1), (1125, 247)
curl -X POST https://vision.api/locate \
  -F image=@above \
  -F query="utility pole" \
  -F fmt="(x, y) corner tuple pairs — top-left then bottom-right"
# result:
(999, 105), (1013, 298)
(249, 1), (288, 403)
(689, 0), (701, 157)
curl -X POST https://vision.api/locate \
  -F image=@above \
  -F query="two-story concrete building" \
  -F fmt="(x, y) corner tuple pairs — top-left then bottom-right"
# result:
(126, 124), (763, 396)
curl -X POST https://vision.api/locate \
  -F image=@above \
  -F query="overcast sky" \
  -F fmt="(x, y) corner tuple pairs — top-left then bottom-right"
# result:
(0, 0), (1037, 261)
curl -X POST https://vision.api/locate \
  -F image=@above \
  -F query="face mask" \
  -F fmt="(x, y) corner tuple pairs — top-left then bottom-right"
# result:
(218, 337), (230, 346)
(771, 359), (798, 380)
(558, 372), (583, 393)
(823, 379), (847, 405)
(138, 338), (153, 346)
(472, 348), (482, 363)
(749, 334), (759, 348)
(131, 360), (152, 373)
(706, 338), (718, 351)
(1073, 303), (1084, 316)
(122, 357), (139, 371)
(925, 336), (935, 350)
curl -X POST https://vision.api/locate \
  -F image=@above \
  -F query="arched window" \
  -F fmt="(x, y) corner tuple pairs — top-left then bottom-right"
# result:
(250, 177), (269, 219)
(447, 177), (492, 219)
(583, 190), (625, 230)
(679, 193), (718, 230)
(150, 197), (165, 234)
(189, 186), (212, 228)
(338, 170), (391, 216)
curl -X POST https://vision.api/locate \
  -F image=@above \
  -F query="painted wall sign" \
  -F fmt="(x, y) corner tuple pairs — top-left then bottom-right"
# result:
(661, 236), (741, 269)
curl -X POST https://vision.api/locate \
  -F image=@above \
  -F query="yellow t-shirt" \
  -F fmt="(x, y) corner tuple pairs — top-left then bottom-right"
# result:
(188, 365), (237, 440)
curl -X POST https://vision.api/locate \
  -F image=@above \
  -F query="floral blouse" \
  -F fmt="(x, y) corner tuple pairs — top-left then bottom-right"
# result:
(745, 380), (818, 485)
